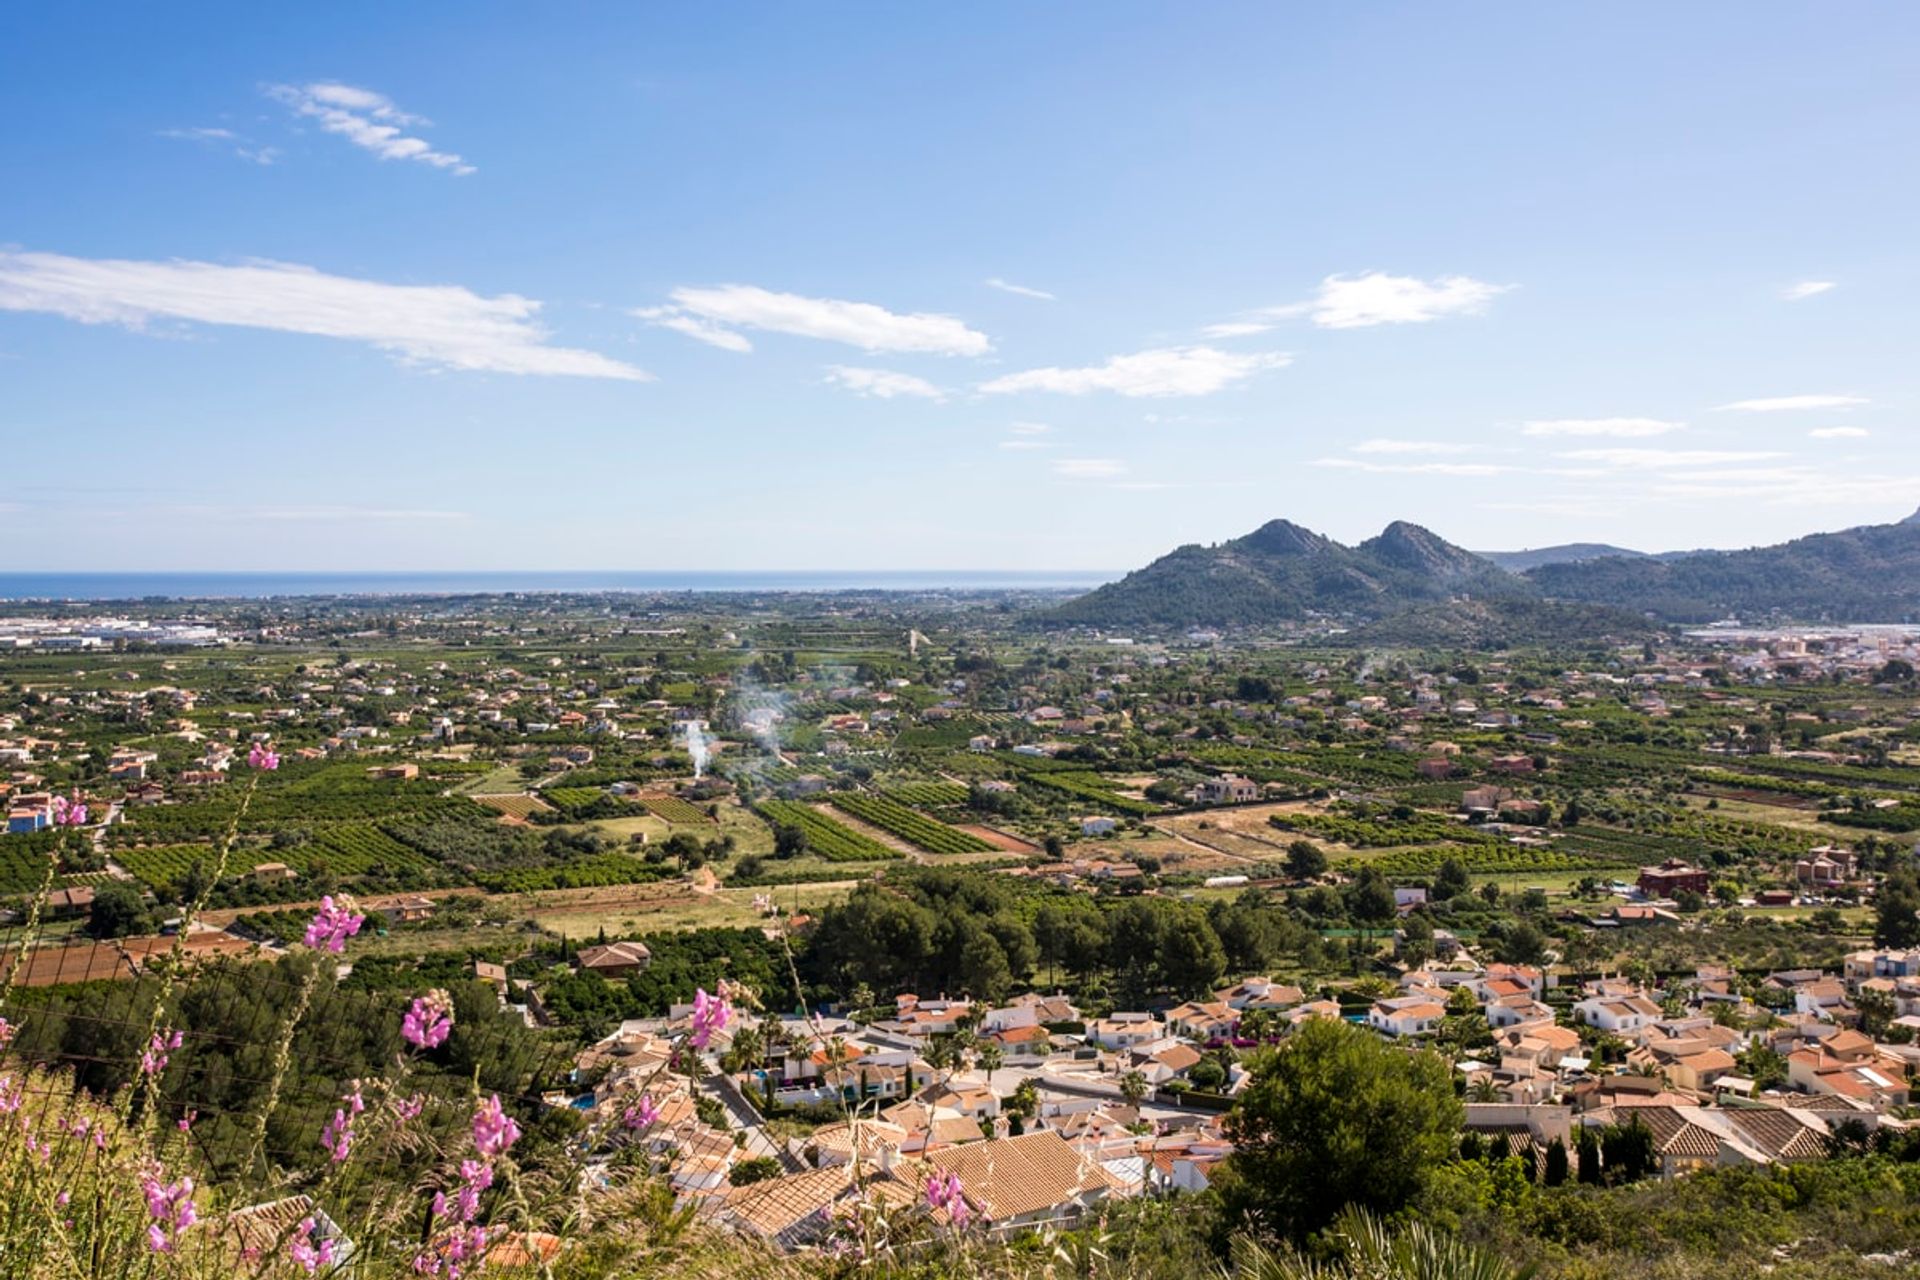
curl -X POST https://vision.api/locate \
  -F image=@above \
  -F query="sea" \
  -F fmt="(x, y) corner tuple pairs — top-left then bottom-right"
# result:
(0, 570), (1117, 602)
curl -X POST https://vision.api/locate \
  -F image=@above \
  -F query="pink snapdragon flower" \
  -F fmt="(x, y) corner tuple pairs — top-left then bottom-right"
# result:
(391, 1092), (426, 1123)
(925, 1169), (971, 1227)
(54, 792), (87, 826)
(470, 1094), (520, 1159)
(320, 1084), (365, 1162)
(247, 741), (280, 771)
(288, 1217), (336, 1274)
(141, 1171), (197, 1252)
(622, 1095), (661, 1131)
(0, 1016), (15, 1047)
(303, 895), (365, 953)
(141, 1027), (184, 1076)
(402, 991), (454, 1050)
(688, 986), (733, 1049)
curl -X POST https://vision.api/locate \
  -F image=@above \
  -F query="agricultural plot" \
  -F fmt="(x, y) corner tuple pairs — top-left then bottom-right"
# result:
(1269, 810), (1500, 849)
(1351, 844), (1598, 877)
(471, 793), (554, 819)
(1023, 771), (1159, 816)
(828, 793), (994, 854)
(640, 795), (712, 824)
(476, 853), (673, 893)
(115, 845), (218, 891)
(883, 782), (970, 809)
(541, 787), (607, 815)
(754, 800), (900, 862)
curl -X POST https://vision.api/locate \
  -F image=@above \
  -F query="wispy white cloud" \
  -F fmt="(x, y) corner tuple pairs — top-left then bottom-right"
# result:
(1808, 426), (1869, 439)
(0, 250), (647, 380)
(1558, 448), (1787, 469)
(266, 81), (473, 174)
(640, 284), (989, 357)
(1200, 320), (1276, 339)
(1315, 458), (1515, 477)
(159, 126), (278, 165)
(631, 307), (754, 352)
(1715, 394), (1867, 413)
(984, 277), (1055, 301)
(1781, 280), (1836, 301)
(1008, 421), (1052, 436)
(1053, 458), (1127, 479)
(981, 346), (1288, 398)
(1262, 271), (1511, 329)
(273, 83), (458, 166)
(1520, 417), (1684, 438)
(823, 365), (944, 400)
(1351, 438), (1473, 455)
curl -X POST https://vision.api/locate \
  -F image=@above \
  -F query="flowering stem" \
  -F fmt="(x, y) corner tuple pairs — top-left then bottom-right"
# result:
(126, 772), (258, 1131)
(242, 953), (323, 1182)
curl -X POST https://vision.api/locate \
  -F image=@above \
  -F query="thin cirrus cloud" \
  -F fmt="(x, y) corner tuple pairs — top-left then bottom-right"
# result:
(1350, 438), (1473, 455)
(637, 284), (990, 356)
(1200, 320), (1276, 339)
(0, 249), (648, 380)
(1715, 394), (1868, 412)
(1258, 271), (1511, 329)
(1315, 458), (1513, 477)
(1809, 426), (1870, 439)
(999, 422), (1053, 449)
(984, 277), (1056, 301)
(158, 126), (278, 165)
(1053, 458), (1127, 479)
(980, 346), (1289, 398)
(822, 365), (944, 400)
(1559, 448), (1787, 469)
(1781, 281), (1836, 301)
(266, 82), (473, 175)
(1520, 417), (1685, 438)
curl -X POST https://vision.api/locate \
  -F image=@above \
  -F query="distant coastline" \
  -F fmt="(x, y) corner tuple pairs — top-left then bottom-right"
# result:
(0, 569), (1118, 602)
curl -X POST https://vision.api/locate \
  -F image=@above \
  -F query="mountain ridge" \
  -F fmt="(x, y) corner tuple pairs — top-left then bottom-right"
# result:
(1048, 509), (1920, 629)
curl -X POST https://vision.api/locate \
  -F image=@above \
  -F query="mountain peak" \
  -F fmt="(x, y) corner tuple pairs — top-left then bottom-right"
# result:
(1234, 519), (1335, 558)
(1358, 521), (1490, 579)
(1903, 506), (1920, 526)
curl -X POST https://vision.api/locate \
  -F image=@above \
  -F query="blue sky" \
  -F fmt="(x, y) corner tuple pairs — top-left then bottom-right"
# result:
(3, 3), (1916, 571)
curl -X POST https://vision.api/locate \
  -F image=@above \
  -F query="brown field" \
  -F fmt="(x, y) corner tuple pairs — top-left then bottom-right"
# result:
(955, 823), (1038, 854)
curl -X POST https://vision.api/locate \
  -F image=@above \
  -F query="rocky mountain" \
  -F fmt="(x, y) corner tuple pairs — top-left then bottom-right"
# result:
(1048, 508), (1920, 630)
(1046, 519), (1525, 628)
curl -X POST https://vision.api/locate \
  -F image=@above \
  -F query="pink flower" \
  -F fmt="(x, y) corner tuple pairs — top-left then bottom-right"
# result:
(392, 1092), (426, 1122)
(925, 1169), (970, 1227)
(471, 1094), (520, 1159)
(141, 1027), (184, 1076)
(0, 1017), (15, 1047)
(320, 1088), (362, 1163)
(320, 1108), (354, 1163)
(453, 1159), (492, 1221)
(402, 991), (453, 1050)
(177, 1109), (197, 1133)
(141, 1171), (196, 1252)
(248, 741), (280, 771)
(622, 1095), (661, 1131)
(689, 986), (733, 1049)
(54, 792), (87, 827)
(288, 1217), (336, 1274)
(303, 895), (365, 953)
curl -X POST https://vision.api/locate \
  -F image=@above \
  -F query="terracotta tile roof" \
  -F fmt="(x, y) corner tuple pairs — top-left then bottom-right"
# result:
(921, 1130), (1119, 1221)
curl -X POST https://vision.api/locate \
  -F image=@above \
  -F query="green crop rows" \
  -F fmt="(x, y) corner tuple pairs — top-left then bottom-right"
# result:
(754, 800), (900, 862)
(828, 793), (993, 854)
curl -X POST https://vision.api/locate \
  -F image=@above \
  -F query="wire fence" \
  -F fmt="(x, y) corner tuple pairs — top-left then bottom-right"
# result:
(0, 918), (583, 1196)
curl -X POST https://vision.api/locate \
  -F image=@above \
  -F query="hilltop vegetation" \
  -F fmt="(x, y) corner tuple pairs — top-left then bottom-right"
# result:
(1048, 509), (1920, 630)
